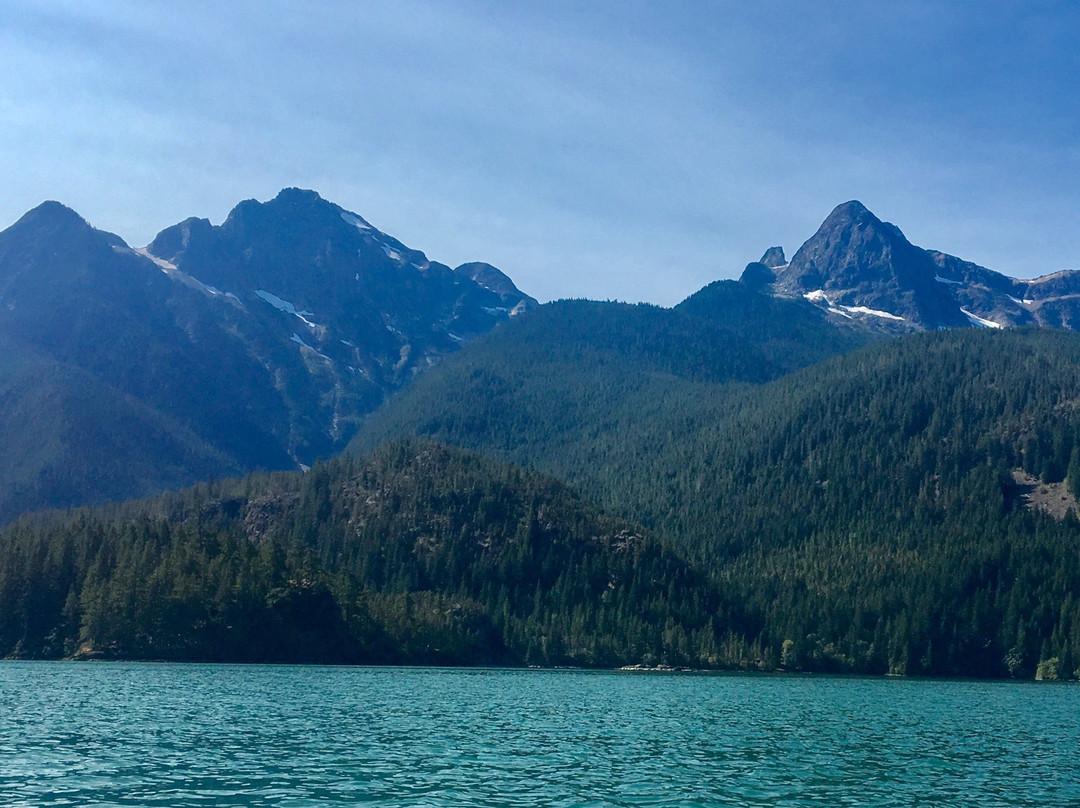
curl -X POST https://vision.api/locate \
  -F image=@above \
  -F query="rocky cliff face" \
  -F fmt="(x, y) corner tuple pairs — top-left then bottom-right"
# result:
(144, 188), (537, 461)
(752, 200), (1080, 333)
(0, 189), (536, 520)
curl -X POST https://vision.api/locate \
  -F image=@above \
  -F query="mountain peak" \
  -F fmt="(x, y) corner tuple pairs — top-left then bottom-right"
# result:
(825, 199), (873, 221)
(16, 201), (91, 232)
(811, 200), (894, 241)
(454, 262), (537, 310)
(271, 187), (326, 206)
(219, 188), (336, 233)
(5, 201), (129, 253)
(777, 201), (908, 296)
(759, 246), (786, 268)
(766, 201), (979, 331)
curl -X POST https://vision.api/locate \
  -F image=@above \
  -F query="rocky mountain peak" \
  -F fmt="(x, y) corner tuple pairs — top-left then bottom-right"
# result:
(817, 199), (875, 228)
(7, 201), (123, 249)
(755, 200), (1080, 333)
(759, 246), (787, 268)
(783, 201), (902, 285)
(273, 187), (325, 206)
(0, 201), (138, 296)
(0, 190), (541, 520)
(454, 262), (538, 312)
(19, 200), (89, 229)
(767, 202), (971, 331)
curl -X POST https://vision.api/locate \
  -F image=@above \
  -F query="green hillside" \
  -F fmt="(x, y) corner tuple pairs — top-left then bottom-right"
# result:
(0, 335), (245, 523)
(350, 288), (872, 511)
(349, 324), (1080, 678)
(6, 278), (1080, 678)
(675, 327), (1080, 677)
(0, 441), (720, 668)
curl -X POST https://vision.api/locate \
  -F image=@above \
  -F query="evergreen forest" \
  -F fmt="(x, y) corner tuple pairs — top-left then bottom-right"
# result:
(3, 283), (1080, 678)
(351, 312), (1080, 679)
(0, 442), (720, 668)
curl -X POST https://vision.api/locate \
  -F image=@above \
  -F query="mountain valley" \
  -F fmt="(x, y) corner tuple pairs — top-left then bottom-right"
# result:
(2, 192), (1080, 678)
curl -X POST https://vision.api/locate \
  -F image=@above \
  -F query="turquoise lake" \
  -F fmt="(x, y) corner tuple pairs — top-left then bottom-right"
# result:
(1, 663), (1077, 806)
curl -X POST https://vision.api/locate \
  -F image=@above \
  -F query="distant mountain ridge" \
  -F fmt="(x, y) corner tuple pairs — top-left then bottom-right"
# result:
(5, 189), (1080, 525)
(141, 188), (536, 460)
(5, 192), (1080, 678)
(0, 189), (536, 521)
(747, 200), (1080, 332)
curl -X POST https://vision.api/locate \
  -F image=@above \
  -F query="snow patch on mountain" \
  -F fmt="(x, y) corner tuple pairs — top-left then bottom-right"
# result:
(340, 211), (371, 231)
(135, 247), (178, 274)
(291, 333), (333, 363)
(961, 308), (1003, 329)
(136, 247), (227, 298)
(935, 275), (964, 286)
(381, 243), (403, 262)
(256, 290), (321, 328)
(804, 290), (831, 303)
(841, 305), (905, 321)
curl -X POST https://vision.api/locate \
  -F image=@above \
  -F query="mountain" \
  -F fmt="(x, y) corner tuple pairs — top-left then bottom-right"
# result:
(142, 188), (535, 460)
(5, 191), (1080, 677)
(146, 188), (535, 388)
(0, 190), (535, 522)
(348, 324), (1080, 677)
(750, 200), (1080, 332)
(348, 285), (874, 512)
(0, 441), (718, 668)
(6, 329), (1080, 677)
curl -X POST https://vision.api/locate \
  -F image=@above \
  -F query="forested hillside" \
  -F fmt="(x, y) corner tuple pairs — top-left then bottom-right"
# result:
(351, 286), (873, 504)
(5, 268), (1080, 677)
(350, 326), (1080, 678)
(682, 328), (1080, 678)
(0, 442), (720, 668)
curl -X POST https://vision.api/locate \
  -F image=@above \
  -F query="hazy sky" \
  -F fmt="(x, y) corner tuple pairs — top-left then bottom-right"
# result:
(2, 1), (1077, 305)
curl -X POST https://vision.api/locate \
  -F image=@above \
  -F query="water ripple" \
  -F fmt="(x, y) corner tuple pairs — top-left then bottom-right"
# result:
(1, 664), (1078, 806)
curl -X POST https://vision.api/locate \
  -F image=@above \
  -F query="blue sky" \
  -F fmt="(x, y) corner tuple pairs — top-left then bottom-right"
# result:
(1, 1), (1077, 305)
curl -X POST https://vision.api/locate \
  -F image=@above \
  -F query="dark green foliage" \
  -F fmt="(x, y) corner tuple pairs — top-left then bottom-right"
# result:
(7, 273), (1080, 677)
(350, 292), (872, 512)
(350, 325), (1080, 678)
(687, 328), (1080, 677)
(0, 442), (720, 668)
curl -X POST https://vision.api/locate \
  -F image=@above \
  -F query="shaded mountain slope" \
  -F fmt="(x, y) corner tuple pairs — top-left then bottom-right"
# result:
(0, 202), (293, 488)
(0, 190), (536, 522)
(0, 335), (244, 521)
(5, 329), (1080, 677)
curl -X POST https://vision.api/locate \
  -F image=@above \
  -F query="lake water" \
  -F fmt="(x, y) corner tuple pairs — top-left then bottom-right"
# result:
(1, 664), (1077, 807)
